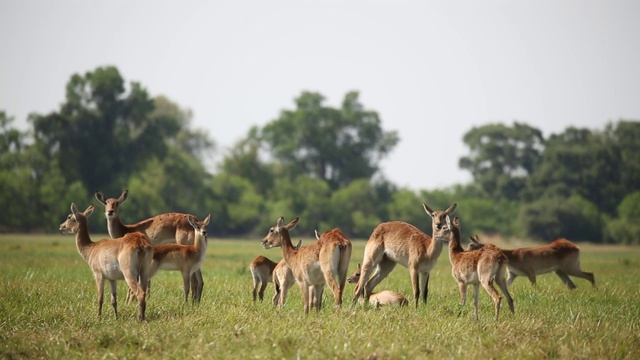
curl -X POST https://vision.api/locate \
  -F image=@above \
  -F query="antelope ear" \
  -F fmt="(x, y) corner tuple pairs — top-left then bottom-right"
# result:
(70, 203), (78, 216)
(95, 191), (106, 205)
(445, 203), (457, 215)
(422, 202), (435, 215)
(187, 215), (197, 228)
(202, 213), (211, 226)
(119, 190), (129, 203)
(276, 217), (285, 229)
(286, 217), (299, 230)
(84, 204), (95, 217)
(453, 217), (461, 228)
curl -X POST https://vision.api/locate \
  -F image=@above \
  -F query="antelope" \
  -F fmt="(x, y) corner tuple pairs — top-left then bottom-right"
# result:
(467, 236), (595, 290)
(261, 218), (352, 314)
(435, 216), (514, 321)
(59, 203), (152, 322)
(353, 202), (457, 308)
(148, 214), (210, 303)
(95, 190), (207, 302)
(249, 240), (301, 304)
(347, 264), (409, 307)
(250, 256), (277, 302)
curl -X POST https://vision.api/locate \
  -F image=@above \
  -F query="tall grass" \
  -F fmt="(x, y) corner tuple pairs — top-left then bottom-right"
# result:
(1, 234), (638, 359)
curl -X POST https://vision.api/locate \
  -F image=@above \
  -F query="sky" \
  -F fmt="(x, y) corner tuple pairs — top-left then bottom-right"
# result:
(1, 0), (639, 191)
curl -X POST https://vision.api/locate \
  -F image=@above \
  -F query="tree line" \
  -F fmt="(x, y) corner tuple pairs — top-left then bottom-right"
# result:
(1, 66), (638, 244)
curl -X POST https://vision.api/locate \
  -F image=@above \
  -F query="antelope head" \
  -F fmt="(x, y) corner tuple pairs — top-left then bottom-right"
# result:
(347, 263), (361, 284)
(95, 190), (128, 220)
(59, 203), (95, 234)
(261, 217), (299, 249)
(423, 202), (457, 232)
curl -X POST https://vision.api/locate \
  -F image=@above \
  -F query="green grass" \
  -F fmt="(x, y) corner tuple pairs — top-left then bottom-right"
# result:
(1, 234), (639, 359)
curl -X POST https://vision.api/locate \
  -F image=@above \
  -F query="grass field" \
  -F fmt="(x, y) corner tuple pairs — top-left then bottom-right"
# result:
(1, 233), (639, 359)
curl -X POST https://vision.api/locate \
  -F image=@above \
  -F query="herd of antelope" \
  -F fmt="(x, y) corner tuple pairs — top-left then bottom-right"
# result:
(58, 191), (595, 322)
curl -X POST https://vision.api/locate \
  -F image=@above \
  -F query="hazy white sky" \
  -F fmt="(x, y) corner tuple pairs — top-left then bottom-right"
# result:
(1, 0), (639, 190)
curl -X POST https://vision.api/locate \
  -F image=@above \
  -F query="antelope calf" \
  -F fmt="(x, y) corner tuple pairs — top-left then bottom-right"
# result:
(435, 216), (514, 321)
(261, 218), (352, 314)
(148, 214), (211, 303)
(353, 202), (457, 308)
(95, 190), (207, 301)
(368, 290), (409, 308)
(467, 236), (595, 290)
(347, 264), (408, 307)
(272, 257), (298, 308)
(249, 240), (301, 304)
(59, 203), (152, 322)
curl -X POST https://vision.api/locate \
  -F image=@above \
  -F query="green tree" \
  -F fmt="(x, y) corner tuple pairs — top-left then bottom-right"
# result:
(526, 125), (622, 214)
(604, 120), (640, 199)
(0, 112), (35, 230)
(260, 91), (399, 189)
(517, 195), (602, 242)
(29, 66), (202, 195)
(154, 95), (216, 167)
(207, 173), (264, 235)
(604, 191), (640, 244)
(325, 179), (389, 238)
(460, 122), (544, 199)
(387, 189), (424, 226)
(455, 197), (519, 238)
(221, 126), (274, 196)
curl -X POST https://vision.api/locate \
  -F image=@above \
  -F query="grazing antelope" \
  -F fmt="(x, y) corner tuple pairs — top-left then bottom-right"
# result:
(59, 203), (152, 322)
(250, 256), (277, 302)
(261, 218), (352, 314)
(249, 240), (301, 304)
(95, 190), (207, 302)
(148, 214), (210, 303)
(347, 264), (409, 307)
(435, 216), (514, 321)
(467, 236), (595, 290)
(353, 202), (457, 308)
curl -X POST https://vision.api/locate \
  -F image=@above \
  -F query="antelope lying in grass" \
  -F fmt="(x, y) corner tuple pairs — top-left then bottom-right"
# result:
(148, 214), (210, 303)
(467, 235), (595, 290)
(261, 218), (352, 314)
(95, 190), (207, 302)
(249, 240), (301, 305)
(435, 216), (514, 321)
(347, 264), (408, 307)
(59, 203), (152, 322)
(353, 202), (457, 308)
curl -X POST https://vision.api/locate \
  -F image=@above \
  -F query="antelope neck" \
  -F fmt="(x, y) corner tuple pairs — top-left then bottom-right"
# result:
(75, 219), (94, 260)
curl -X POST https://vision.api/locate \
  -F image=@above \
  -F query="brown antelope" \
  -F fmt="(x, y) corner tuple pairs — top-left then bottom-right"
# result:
(95, 190), (207, 301)
(353, 202), (457, 308)
(272, 256), (297, 308)
(435, 216), (514, 321)
(261, 218), (352, 314)
(347, 264), (408, 307)
(467, 236), (595, 290)
(59, 203), (152, 322)
(249, 240), (301, 304)
(148, 214), (210, 303)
